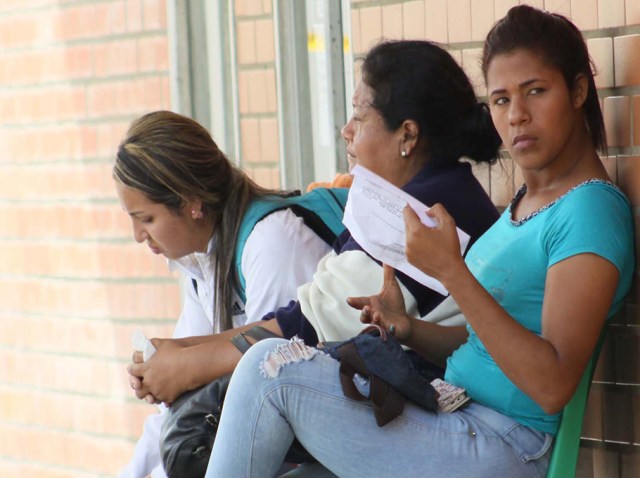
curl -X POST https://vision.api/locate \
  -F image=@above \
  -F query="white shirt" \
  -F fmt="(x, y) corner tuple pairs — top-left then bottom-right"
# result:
(119, 209), (332, 478)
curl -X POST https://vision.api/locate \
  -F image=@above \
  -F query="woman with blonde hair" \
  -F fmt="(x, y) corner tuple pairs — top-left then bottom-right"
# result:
(115, 110), (340, 478)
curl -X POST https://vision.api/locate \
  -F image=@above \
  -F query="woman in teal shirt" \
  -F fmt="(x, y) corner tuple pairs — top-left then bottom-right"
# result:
(204, 6), (635, 477)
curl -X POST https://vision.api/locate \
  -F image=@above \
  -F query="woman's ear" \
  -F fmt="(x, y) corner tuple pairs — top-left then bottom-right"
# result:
(186, 199), (204, 219)
(399, 120), (420, 156)
(571, 74), (589, 109)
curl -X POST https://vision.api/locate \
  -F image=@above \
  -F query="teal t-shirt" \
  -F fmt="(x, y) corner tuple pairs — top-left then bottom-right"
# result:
(444, 180), (634, 435)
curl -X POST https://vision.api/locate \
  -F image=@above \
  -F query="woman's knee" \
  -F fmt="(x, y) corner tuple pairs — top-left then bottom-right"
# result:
(236, 337), (288, 373)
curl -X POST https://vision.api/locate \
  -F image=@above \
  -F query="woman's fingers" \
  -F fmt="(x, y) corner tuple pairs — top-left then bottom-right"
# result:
(346, 296), (370, 311)
(128, 361), (145, 378)
(427, 203), (455, 229)
(402, 205), (423, 233)
(128, 374), (142, 390)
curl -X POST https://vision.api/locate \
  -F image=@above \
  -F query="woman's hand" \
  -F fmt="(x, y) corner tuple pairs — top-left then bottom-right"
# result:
(127, 338), (192, 406)
(403, 204), (466, 286)
(347, 264), (414, 341)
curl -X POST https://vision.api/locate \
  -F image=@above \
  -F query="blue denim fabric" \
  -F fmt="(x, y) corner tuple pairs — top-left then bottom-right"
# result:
(206, 339), (552, 478)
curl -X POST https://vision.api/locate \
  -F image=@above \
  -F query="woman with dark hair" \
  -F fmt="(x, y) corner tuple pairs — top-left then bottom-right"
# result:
(204, 6), (634, 477)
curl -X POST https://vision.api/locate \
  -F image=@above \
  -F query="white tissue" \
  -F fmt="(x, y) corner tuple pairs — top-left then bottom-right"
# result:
(132, 329), (157, 361)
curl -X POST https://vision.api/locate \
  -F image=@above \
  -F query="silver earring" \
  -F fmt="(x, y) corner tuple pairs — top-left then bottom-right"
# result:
(401, 150), (407, 157)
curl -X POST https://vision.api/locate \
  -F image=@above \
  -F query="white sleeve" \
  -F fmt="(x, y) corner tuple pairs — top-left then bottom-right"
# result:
(298, 250), (420, 342)
(241, 209), (332, 324)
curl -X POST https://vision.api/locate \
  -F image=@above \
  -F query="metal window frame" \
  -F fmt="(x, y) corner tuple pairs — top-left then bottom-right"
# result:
(167, 0), (240, 162)
(274, 0), (349, 190)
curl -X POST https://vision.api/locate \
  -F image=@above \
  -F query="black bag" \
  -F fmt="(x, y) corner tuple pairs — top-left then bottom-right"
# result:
(324, 325), (440, 426)
(159, 326), (314, 477)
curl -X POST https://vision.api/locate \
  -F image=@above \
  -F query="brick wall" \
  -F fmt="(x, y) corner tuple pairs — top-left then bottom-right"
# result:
(234, 0), (281, 188)
(1, 0), (638, 476)
(0, 0), (176, 476)
(350, 1), (640, 476)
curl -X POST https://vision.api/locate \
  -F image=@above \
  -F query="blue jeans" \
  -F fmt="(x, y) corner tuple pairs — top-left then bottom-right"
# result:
(206, 339), (552, 478)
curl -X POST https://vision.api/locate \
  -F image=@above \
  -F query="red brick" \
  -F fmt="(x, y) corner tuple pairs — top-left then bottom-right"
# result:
(0, 124), (88, 163)
(0, 85), (86, 124)
(126, 0), (143, 32)
(235, 0), (264, 16)
(259, 117), (279, 163)
(402, 1), (425, 40)
(255, 19), (275, 63)
(137, 35), (169, 72)
(603, 96), (631, 148)
(247, 166), (281, 189)
(0, 240), (175, 278)
(142, 0), (167, 30)
(359, 7), (383, 52)
(237, 20), (257, 65)
(0, 278), (180, 322)
(382, 4), (403, 39)
(447, 0), (471, 43)
(92, 38), (139, 77)
(160, 76), (171, 109)
(0, 312), (174, 360)
(53, 3), (126, 42)
(0, 0), (49, 12)
(240, 118), (261, 162)
(245, 69), (270, 113)
(0, 383), (161, 437)
(0, 203), (130, 239)
(0, 13), (40, 48)
(95, 120), (133, 158)
(0, 48), (93, 86)
(0, 421), (135, 475)
(425, 0), (448, 43)
(617, 156), (640, 206)
(86, 78), (166, 118)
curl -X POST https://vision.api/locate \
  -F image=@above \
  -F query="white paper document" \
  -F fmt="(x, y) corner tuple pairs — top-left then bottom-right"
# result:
(342, 165), (470, 296)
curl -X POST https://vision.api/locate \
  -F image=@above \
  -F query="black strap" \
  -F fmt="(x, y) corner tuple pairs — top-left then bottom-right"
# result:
(230, 325), (280, 354)
(282, 204), (339, 247)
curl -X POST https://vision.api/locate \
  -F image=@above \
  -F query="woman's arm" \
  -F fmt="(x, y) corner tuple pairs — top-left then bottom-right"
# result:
(405, 204), (617, 414)
(128, 210), (328, 404)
